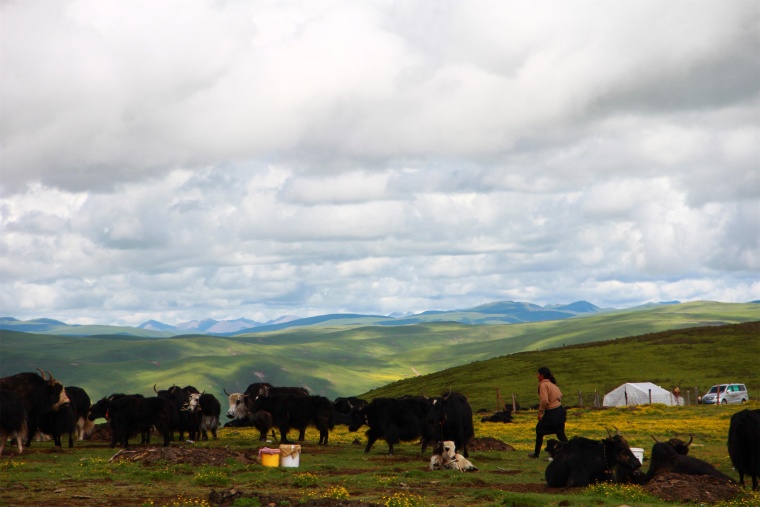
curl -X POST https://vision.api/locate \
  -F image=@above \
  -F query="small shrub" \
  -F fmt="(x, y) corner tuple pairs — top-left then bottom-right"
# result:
(191, 469), (229, 487)
(146, 469), (175, 481)
(382, 492), (429, 507)
(584, 483), (657, 503)
(142, 496), (211, 507)
(291, 472), (319, 487)
(307, 485), (350, 500)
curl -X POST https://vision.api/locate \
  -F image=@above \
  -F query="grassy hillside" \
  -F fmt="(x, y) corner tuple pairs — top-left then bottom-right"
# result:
(0, 302), (757, 401)
(363, 321), (760, 411)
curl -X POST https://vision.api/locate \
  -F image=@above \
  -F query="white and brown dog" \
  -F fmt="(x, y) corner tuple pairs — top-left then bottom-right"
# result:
(429, 440), (478, 472)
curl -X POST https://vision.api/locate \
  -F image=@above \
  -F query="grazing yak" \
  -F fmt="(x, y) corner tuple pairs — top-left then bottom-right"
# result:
(36, 386), (93, 448)
(0, 369), (70, 448)
(332, 396), (367, 426)
(348, 396), (435, 455)
(185, 392), (221, 441)
(250, 394), (334, 445)
(425, 391), (475, 458)
(728, 409), (760, 490)
(88, 394), (175, 448)
(0, 389), (28, 454)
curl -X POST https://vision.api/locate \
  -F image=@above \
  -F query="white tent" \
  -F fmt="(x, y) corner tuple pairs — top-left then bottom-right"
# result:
(603, 382), (684, 407)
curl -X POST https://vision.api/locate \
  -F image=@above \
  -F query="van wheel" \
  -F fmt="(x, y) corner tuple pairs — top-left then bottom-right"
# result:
(721, 399), (727, 405)
(741, 399), (747, 404)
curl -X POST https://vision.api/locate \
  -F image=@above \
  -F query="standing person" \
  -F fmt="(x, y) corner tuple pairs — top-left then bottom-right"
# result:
(528, 366), (568, 459)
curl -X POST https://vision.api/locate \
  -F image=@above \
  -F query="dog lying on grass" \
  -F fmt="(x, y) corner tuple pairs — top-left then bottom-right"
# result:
(429, 440), (478, 472)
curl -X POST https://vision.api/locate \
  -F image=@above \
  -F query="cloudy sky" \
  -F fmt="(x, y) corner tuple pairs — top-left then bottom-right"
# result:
(1, 0), (758, 326)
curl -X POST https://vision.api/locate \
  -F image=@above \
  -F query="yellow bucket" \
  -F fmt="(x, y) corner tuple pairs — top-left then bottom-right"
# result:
(258, 447), (280, 467)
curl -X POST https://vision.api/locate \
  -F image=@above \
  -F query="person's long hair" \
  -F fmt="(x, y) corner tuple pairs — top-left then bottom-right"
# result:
(538, 366), (557, 384)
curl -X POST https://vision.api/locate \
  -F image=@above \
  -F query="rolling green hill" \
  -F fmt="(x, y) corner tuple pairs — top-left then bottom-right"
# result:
(363, 320), (760, 411)
(0, 301), (757, 402)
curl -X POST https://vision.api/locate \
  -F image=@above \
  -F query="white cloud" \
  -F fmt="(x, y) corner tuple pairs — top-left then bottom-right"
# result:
(1, 0), (758, 325)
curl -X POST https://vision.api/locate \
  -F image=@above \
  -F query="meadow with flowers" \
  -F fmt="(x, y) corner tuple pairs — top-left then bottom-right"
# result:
(1, 321), (758, 506)
(1, 400), (758, 507)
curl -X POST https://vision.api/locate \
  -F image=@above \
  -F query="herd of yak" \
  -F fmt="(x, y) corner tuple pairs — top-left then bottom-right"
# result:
(0, 369), (758, 491)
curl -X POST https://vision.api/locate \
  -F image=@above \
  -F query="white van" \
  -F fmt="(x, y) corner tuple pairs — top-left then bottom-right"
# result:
(701, 384), (749, 405)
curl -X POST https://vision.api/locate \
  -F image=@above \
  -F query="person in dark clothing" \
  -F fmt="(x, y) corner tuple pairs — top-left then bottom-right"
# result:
(528, 366), (568, 459)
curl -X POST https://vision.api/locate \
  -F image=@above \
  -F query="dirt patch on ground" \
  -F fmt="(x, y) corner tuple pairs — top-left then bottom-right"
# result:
(85, 423), (112, 442)
(206, 483), (574, 507)
(109, 446), (259, 466)
(208, 488), (384, 507)
(468, 436), (515, 452)
(26, 433), (744, 506)
(643, 472), (742, 504)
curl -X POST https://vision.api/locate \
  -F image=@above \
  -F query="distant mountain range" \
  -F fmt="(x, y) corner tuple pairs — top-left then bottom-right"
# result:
(0, 299), (689, 337)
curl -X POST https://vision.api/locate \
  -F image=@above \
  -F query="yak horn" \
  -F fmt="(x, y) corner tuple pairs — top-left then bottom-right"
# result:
(651, 435), (661, 443)
(154, 384), (159, 393)
(37, 368), (48, 381)
(686, 434), (693, 446)
(612, 425), (620, 436)
(223, 388), (230, 396)
(606, 427), (612, 437)
(46, 370), (56, 383)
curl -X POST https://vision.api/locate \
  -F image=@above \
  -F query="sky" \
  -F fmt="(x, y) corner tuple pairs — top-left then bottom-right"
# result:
(1, 0), (759, 327)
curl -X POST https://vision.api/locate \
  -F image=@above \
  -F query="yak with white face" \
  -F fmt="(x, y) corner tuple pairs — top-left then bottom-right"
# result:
(225, 392), (250, 420)
(186, 392), (221, 440)
(429, 440), (478, 472)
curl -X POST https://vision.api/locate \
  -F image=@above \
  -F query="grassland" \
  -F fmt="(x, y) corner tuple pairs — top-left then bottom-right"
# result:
(2, 318), (760, 506)
(1, 402), (758, 507)
(363, 321), (760, 411)
(0, 301), (757, 402)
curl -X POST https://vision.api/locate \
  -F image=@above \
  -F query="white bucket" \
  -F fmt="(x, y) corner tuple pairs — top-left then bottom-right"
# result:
(279, 444), (301, 467)
(630, 447), (644, 464)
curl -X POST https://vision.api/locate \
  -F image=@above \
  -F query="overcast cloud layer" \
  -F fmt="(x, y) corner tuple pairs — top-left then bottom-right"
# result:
(1, 0), (759, 326)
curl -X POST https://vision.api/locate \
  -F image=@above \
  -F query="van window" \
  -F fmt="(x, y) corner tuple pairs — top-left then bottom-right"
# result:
(739, 385), (746, 391)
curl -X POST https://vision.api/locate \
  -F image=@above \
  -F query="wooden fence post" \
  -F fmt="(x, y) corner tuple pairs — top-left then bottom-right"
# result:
(512, 393), (517, 412)
(649, 389), (652, 405)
